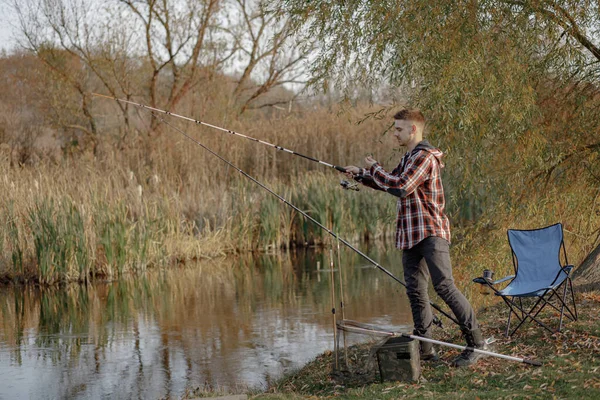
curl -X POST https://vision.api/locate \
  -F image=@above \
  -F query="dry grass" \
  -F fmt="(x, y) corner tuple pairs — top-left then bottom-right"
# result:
(0, 104), (400, 284)
(0, 98), (598, 284)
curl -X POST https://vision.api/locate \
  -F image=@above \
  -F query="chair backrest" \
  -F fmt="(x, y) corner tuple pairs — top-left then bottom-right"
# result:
(507, 223), (565, 285)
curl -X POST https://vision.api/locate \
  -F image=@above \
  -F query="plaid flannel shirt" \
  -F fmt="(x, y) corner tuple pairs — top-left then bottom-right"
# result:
(357, 140), (451, 249)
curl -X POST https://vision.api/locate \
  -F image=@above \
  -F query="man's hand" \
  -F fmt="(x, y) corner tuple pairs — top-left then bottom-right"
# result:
(344, 166), (360, 179)
(364, 156), (378, 168)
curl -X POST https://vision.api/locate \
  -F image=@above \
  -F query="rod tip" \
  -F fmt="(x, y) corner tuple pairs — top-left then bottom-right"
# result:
(524, 358), (542, 366)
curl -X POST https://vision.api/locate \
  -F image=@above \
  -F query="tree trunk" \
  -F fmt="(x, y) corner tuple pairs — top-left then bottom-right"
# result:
(572, 241), (600, 287)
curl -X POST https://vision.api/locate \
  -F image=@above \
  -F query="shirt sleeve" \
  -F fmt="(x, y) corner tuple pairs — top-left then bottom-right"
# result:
(353, 168), (386, 191)
(369, 151), (432, 198)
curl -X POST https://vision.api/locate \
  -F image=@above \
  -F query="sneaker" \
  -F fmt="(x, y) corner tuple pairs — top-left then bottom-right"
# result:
(419, 339), (439, 362)
(421, 347), (439, 362)
(452, 328), (489, 368)
(451, 344), (488, 367)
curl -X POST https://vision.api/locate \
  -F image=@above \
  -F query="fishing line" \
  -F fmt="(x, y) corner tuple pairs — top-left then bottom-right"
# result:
(145, 111), (459, 327)
(329, 248), (339, 370)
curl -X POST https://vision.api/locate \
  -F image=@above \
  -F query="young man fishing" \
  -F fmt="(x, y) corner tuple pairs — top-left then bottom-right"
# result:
(344, 109), (487, 367)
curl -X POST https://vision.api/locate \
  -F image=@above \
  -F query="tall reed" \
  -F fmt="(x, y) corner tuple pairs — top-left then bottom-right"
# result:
(0, 102), (597, 284)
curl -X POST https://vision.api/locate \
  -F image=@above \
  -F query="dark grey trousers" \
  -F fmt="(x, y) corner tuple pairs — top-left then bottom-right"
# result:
(402, 236), (479, 338)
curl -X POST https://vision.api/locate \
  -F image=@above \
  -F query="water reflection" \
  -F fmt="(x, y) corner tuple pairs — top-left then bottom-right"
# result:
(0, 246), (414, 399)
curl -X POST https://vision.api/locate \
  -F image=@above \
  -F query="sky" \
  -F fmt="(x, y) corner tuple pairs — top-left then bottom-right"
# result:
(0, 1), (18, 52)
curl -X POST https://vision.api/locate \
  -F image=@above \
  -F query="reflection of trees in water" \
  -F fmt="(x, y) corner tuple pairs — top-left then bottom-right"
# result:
(0, 247), (424, 395)
(0, 246), (413, 344)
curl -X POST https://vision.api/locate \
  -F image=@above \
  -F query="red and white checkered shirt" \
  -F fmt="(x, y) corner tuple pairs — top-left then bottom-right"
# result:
(357, 141), (451, 249)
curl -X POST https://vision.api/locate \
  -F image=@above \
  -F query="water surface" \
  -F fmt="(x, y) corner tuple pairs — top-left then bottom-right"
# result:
(0, 246), (417, 399)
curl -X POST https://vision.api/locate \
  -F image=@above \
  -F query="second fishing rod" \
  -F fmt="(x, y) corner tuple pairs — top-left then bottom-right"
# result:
(146, 111), (459, 327)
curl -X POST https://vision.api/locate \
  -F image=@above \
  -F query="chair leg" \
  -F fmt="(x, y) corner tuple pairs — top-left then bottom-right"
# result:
(555, 279), (578, 323)
(543, 291), (564, 314)
(499, 291), (567, 337)
(569, 278), (578, 321)
(508, 293), (557, 336)
(496, 277), (578, 336)
(505, 296), (513, 337)
(559, 279), (569, 332)
(550, 279), (578, 328)
(524, 286), (579, 334)
(509, 310), (556, 336)
(501, 295), (539, 337)
(519, 298), (527, 319)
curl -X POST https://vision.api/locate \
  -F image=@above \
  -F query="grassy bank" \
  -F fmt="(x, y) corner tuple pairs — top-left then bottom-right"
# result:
(191, 291), (600, 399)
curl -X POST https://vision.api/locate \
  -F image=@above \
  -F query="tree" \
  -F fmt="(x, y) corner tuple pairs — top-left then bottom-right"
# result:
(228, 0), (314, 113)
(115, 0), (226, 116)
(281, 0), (600, 215)
(11, 0), (229, 137)
(573, 240), (600, 287)
(11, 0), (313, 142)
(279, 0), (600, 276)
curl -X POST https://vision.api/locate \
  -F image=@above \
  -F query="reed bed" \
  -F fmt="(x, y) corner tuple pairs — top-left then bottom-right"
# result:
(0, 101), (597, 284)
(0, 106), (399, 284)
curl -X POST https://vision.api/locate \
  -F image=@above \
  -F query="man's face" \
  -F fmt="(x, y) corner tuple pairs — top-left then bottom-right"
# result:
(393, 119), (414, 146)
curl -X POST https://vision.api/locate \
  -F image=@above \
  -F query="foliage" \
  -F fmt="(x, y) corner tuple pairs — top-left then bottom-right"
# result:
(282, 0), (600, 219)
(10, 0), (312, 134)
(1, 1), (600, 283)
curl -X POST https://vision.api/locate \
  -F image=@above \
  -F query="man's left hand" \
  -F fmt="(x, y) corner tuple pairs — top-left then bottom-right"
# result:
(344, 166), (360, 179)
(364, 156), (378, 168)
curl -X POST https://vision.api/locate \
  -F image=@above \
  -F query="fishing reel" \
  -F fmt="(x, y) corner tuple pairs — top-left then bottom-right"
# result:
(340, 179), (359, 191)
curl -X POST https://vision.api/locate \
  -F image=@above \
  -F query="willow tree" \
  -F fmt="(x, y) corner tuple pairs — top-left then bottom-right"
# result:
(283, 0), (600, 273)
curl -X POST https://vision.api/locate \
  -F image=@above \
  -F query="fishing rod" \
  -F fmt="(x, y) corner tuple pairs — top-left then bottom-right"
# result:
(91, 93), (348, 173)
(145, 111), (460, 327)
(339, 320), (542, 366)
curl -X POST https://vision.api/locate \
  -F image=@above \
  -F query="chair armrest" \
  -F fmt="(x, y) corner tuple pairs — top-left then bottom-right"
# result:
(561, 265), (574, 274)
(473, 275), (515, 285)
(491, 275), (515, 285)
(559, 265), (575, 278)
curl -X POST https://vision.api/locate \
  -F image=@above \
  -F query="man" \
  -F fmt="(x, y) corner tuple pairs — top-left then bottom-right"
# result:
(344, 108), (487, 367)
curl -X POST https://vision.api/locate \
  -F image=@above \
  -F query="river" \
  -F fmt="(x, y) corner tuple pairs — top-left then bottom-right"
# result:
(0, 245), (422, 399)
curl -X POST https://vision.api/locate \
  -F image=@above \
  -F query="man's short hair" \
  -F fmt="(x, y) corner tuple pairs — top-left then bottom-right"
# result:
(394, 109), (425, 125)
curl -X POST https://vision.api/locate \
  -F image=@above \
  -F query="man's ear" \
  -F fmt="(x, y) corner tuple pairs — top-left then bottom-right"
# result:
(411, 124), (417, 134)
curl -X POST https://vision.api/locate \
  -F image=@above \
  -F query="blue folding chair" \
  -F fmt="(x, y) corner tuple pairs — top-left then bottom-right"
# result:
(474, 223), (578, 337)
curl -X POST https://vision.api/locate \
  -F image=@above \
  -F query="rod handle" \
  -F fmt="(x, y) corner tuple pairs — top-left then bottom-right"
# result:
(523, 358), (542, 366)
(334, 166), (347, 173)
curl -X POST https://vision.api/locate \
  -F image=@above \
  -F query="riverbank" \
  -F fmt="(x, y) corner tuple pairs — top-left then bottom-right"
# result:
(191, 290), (600, 399)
